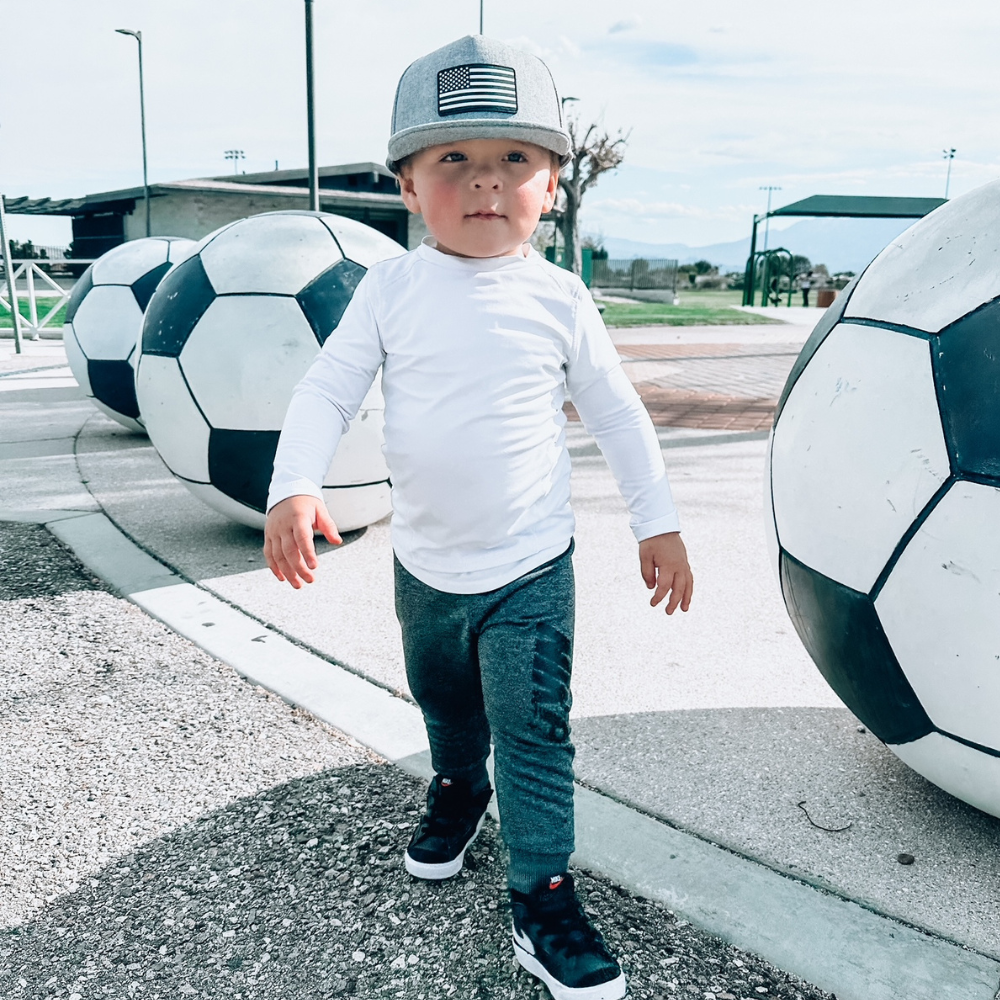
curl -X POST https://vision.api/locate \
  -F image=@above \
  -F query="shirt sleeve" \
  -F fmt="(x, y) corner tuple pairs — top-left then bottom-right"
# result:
(566, 288), (681, 541)
(266, 272), (386, 513)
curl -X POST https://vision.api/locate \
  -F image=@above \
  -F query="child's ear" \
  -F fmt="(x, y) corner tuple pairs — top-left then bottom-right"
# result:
(398, 172), (422, 215)
(541, 166), (560, 213)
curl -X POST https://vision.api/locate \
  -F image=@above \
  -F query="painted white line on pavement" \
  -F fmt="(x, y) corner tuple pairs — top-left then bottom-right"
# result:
(15, 508), (1000, 1000)
(46, 511), (429, 766)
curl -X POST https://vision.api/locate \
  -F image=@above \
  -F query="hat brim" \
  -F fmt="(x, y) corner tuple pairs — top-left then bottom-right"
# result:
(387, 120), (572, 173)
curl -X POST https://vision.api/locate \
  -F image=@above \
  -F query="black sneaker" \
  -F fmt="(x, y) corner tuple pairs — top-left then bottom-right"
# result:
(403, 775), (493, 879)
(511, 874), (626, 1000)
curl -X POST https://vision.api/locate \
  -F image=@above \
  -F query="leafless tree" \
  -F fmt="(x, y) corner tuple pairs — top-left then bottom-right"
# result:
(552, 119), (629, 276)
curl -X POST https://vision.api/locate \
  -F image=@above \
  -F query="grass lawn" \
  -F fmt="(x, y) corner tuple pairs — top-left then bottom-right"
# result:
(0, 298), (67, 329)
(597, 289), (777, 327)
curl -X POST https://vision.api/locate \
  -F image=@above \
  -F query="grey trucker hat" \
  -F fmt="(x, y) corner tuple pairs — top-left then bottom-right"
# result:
(387, 35), (572, 172)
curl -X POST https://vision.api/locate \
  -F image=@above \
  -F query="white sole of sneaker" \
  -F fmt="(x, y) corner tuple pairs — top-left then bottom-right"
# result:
(513, 937), (627, 1000)
(402, 813), (486, 880)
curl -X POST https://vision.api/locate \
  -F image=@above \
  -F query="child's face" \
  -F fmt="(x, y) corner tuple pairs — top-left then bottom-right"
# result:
(398, 139), (559, 258)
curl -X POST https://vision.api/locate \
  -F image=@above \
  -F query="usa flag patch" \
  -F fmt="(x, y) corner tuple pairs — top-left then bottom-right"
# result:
(437, 63), (518, 117)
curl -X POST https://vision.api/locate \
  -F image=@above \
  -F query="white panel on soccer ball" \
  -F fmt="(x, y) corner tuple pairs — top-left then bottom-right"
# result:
(321, 482), (392, 533)
(91, 239), (170, 286)
(184, 482), (266, 530)
(359, 368), (385, 411)
(876, 481), (1000, 751)
(70, 285), (145, 361)
(845, 180), (1000, 333)
(92, 400), (143, 434)
(199, 214), (341, 295)
(890, 732), (1000, 819)
(166, 237), (197, 266)
(179, 296), (319, 431)
(136, 355), (211, 482)
(63, 324), (92, 395)
(771, 323), (949, 593)
(762, 429), (780, 584)
(320, 215), (406, 268)
(326, 407), (389, 486)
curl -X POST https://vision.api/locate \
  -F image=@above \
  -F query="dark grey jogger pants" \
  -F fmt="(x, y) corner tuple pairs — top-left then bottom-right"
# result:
(393, 541), (576, 892)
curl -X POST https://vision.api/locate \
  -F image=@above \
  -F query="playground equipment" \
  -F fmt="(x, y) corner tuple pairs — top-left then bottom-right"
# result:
(741, 194), (948, 307)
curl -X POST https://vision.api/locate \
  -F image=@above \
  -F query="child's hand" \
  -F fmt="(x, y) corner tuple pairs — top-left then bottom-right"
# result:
(639, 531), (693, 615)
(263, 495), (342, 589)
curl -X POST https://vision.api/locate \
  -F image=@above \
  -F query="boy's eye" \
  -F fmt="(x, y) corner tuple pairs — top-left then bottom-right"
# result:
(505, 151), (528, 162)
(441, 151), (467, 162)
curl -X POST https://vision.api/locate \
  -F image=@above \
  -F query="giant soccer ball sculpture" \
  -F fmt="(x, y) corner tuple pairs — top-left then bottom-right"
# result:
(767, 181), (1000, 818)
(64, 237), (195, 431)
(135, 211), (403, 531)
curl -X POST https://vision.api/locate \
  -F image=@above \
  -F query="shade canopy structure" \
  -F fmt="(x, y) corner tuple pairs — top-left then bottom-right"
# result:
(768, 194), (947, 220)
(743, 194), (948, 306)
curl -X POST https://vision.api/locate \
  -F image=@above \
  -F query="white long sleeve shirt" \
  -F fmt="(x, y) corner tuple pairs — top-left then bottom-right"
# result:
(268, 239), (680, 594)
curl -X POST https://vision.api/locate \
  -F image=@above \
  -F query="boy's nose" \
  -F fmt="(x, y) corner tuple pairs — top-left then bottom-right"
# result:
(472, 172), (502, 190)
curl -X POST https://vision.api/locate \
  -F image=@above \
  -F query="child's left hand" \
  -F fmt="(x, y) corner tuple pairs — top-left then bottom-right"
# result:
(639, 531), (693, 615)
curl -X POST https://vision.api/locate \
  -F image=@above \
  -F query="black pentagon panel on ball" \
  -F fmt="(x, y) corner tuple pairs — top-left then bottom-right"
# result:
(87, 360), (141, 419)
(131, 260), (173, 312)
(779, 550), (934, 745)
(933, 297), (1000, 481)
(208, 429), (281, 513)
(296, 259), (366, 346)
(64, 265), (94, 324)
(774, 272), (863, 422)
(141, 254), (216, 357)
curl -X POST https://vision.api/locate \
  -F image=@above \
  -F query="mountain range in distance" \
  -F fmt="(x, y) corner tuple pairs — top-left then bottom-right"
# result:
(596, 216), (918, 274)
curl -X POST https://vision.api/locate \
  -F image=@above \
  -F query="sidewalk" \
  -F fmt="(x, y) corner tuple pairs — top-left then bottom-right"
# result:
(3, 333), (1000, 999)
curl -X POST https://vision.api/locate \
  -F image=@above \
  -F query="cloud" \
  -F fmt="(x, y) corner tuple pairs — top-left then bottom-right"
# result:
(608, 17), (641, 34)
(591, 38), (699, 68)
(587, 198), (753, 222)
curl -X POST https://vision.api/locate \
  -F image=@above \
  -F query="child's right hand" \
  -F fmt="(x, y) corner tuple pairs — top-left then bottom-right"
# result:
(263, 495), (342, 589)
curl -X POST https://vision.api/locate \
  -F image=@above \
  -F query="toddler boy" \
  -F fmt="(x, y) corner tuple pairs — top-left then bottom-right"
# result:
(264, 35), (692, 1000)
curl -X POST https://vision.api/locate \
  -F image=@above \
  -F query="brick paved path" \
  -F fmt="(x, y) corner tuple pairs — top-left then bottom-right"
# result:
(565, 342), (803, 431)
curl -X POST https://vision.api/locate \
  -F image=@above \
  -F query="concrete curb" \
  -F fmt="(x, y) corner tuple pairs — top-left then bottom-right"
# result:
(12, 508), (1000, 1000)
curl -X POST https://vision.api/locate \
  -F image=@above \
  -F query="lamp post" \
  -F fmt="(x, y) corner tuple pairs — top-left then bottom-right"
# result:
(943, 148), (956, 199)
(479, 0), (484, 33)
(115, 29), (150, 237)
(304, 0), (319, 212)
(0, 190), (24, 354)
(759, 185), (781, 251)
(225, 149), (245, 175)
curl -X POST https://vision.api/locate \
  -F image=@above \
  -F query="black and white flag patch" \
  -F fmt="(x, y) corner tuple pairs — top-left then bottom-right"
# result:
(437, 63), (518, 116)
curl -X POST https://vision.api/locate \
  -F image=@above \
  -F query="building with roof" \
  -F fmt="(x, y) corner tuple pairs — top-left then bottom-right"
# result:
(5, 163), (426, 258)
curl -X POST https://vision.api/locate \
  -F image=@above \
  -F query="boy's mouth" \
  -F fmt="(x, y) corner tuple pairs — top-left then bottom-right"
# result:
(466, 211), (505, 220)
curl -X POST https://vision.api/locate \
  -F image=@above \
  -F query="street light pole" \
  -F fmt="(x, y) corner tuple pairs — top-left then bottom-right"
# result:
(479, 0), (484, 33)
(759, 185), (781, 251)
(116, 29), (150, 237)
(943, 147), (956, 199)
(304, 0), (319, 212)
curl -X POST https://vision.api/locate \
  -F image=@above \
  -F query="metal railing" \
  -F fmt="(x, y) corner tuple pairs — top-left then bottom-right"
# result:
(591, 257), (679, 293)
(1, 258), (95, 344)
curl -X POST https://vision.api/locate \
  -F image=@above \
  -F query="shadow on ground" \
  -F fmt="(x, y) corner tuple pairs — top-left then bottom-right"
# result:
(573, 708), (1000, 957)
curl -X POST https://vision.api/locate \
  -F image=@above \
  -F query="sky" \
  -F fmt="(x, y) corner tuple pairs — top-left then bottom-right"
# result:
(2, 0), (997, 249)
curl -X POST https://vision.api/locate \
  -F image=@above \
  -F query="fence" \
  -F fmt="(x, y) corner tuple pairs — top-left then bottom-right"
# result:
(1, 258), (95, 346)
(591, 257), (679, 293)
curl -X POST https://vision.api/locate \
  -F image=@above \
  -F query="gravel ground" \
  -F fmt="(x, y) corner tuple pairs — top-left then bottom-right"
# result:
(0, 521), (834, 1000)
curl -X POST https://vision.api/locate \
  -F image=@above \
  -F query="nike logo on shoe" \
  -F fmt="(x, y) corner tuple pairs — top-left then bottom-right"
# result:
(512, 925), (535, 956)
